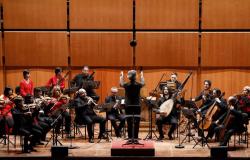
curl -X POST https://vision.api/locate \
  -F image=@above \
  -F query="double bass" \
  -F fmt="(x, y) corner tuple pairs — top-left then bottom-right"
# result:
(159, 72), (192, 117)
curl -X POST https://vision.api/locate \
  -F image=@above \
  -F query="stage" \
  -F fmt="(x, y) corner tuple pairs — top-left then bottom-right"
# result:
(0, 131), (249, 160)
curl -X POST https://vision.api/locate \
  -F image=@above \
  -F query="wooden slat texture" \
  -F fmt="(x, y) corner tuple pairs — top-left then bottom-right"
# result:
(0, 32), (2, 66)
(231, 69), (250, 94)
(70, 32), (132, 66)
(201, 32), (250, 67)
(136, 0), (199, 29)
(0, 69), (3, 93)
(70, 0), (132, 29)
(3, 0), (67, 29)
(4, 32), (68, 67)
(136, 32), (199, 67)
(202, 0), (250, 29)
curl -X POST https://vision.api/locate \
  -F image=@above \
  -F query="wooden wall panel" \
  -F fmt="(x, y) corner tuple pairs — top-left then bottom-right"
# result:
(201, 70), (232, 98)
(0, 69), (4, 94)
(0, 32), (2, 66)
(70, 0), (132, 29)
(136, 32), (198, 67)
(4, 32), (68, 67)
(136, 0), (199, 29)
(201, 33), (250, 67)
(231, 69), (250, 94)
(3, 0), (67, 29)
(202, 0), (250, 29)
(70, 32), (132, 66)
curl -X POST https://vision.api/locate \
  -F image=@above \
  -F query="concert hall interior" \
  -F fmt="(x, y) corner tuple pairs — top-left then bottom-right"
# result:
(0, 0), (249, 160)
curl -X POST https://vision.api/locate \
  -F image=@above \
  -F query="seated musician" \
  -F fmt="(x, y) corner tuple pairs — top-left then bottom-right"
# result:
(20, 69), (34, 97)
(71, 66), (99, 102)
(0, 87), (15, 137)
(49, 86), (71, 135)
(46, 67), (66, 92)
(192, 80), (213, 136)
(215, 96), (248, 146)
(205, 88), (227, 140)
(237, 86), (250, 118)
(156, 86), (184, 140)
(24, 94), (50, 143)
(12, 96), (41, 153)
(105, 87), (126, 137)
(167, 72), (182, 90)
(74, 88), (106, 143)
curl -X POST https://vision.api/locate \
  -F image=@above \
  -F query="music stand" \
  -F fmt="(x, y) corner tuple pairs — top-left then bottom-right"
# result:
(122, 105), (144, 146)
(144, 99), (158, 140)
(175, 110), (184, 148)
(45, 111), (64, 147)
(193, 113), (210, 148)
(180, 107), (197, 145)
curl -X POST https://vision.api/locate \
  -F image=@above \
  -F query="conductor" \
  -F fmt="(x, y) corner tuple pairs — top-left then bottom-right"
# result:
(120, 70), (145, 140)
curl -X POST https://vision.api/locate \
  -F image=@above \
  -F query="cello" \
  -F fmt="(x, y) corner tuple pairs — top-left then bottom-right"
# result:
(198, 92), (225, 130)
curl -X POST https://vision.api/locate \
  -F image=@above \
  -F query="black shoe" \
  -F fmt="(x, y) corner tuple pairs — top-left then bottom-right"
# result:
(23, 149), (31, 153)
(89, 138), (94, 143)
(98, 133), (107, 139)
(168, 133), (173, 140)
(157, 136), (164, 141)
(37, 142), (44, 145)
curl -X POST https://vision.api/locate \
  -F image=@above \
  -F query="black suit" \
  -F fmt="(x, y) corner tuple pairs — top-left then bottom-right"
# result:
(105, 95), (125, 137)
(121, 80), (143, 139)
(74, 96), (106, 140)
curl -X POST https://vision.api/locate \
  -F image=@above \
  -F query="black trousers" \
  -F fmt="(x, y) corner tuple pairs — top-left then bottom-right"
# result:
(107, 113), (126, 136)
(156, 115), (177, 138)
(82, 115), (106, 139)
(125, 106), (141, 139)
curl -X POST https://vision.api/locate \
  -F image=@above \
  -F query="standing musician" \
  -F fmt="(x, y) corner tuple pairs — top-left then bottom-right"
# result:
(71, 66), (99, 102)
(205, 88), (227, 140)
(46, 67), (66, 92)
(74, 88), (106, 143)
(105, 87), (126, 138)
(20, 69), (34, 97)
(49, 86), (71, 135)
(236, 86), (250, 118)
(156, 86), (184, 140)
(120, 70), (145, 140)
(215, 96), (248, 146)
(0, 87), (15, 137)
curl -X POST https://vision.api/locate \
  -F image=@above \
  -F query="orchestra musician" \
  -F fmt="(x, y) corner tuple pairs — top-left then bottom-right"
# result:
(214, 96), (248, 146)
(192, 80), (213, 136)
(0, 87), (15, 137)
(74, 88), (106, 143)
(49, 86), (71, 135)
(71, 66), (99, 102)
(166, 72), (182, 90)
(236, 86), (250, 118)
(12, 96), (42, 153)
(20, 69), (34, 97)
(120, 70), (145, 140)
(46, 67), (66, 92)
(105, 87), (126, 138)
(205, 88), (227, 140)
(156, 86), (184, 140)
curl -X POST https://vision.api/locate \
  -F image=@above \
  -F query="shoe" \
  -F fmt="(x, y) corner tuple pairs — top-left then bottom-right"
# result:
(37, 142), (44, 145)
(89, 138), (94, 143)
(23, 149), (31, 153)
(98, 133), (107, 139)
(168, 133), (173, 140)
(158, 135), (164, 140)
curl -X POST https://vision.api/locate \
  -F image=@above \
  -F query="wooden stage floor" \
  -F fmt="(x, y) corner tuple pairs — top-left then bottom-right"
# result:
(0, 131), (249, 159)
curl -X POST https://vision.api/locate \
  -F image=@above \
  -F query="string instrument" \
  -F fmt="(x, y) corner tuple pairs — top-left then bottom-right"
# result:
(218, 105), (235, 141)
(159, 72), (192, 117)
(198, 92), (225, 130)
(56, 70), (70, 87)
